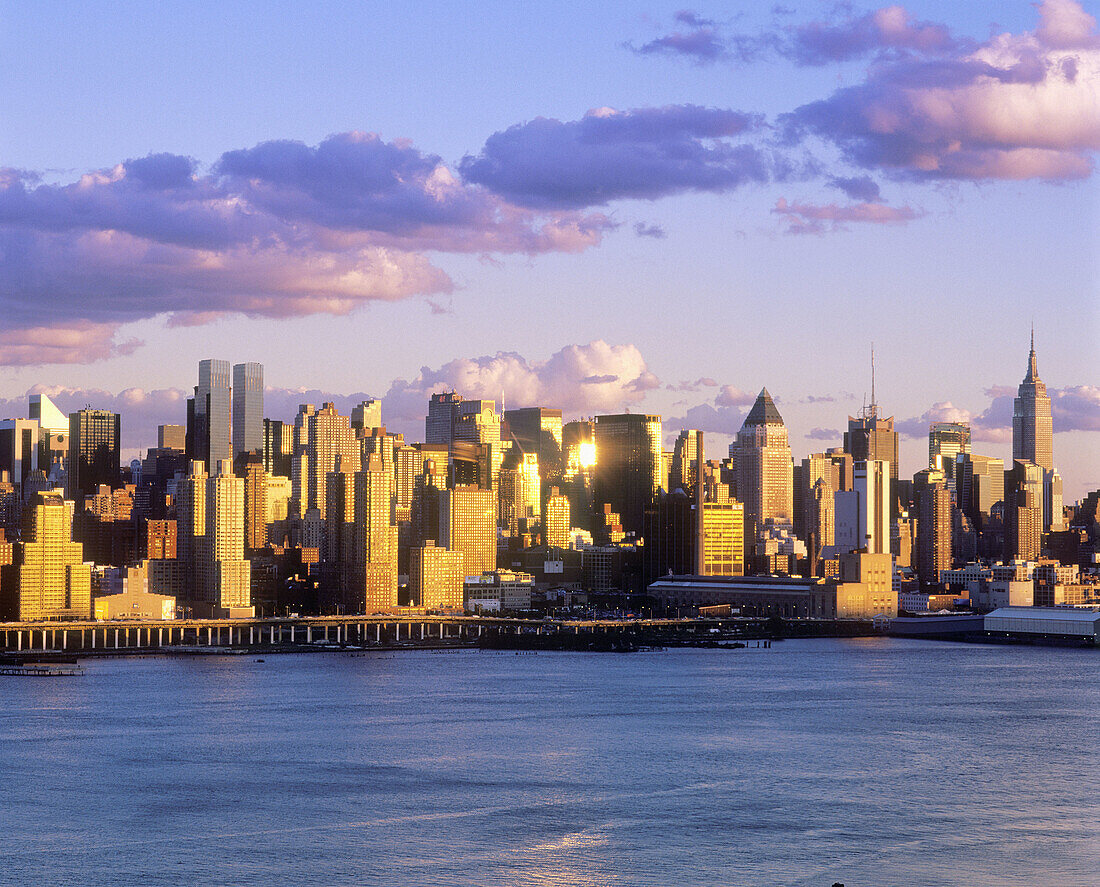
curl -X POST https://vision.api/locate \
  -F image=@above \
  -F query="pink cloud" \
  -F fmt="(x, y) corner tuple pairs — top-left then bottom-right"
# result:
(0, 132), (615, 365)
(0, 323), (142, 367)
(773, 196), (920, 233)
(785, 1), (1100, 182)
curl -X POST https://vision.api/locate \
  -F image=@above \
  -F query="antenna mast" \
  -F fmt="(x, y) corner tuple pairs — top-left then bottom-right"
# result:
(870, 343), (876, 412)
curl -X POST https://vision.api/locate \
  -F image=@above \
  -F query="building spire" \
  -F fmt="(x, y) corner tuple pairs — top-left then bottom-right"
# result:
(1025, 326), (1039, 382)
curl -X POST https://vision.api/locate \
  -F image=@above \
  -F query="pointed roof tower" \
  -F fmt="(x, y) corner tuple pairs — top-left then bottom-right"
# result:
(743, 388), (784, 427)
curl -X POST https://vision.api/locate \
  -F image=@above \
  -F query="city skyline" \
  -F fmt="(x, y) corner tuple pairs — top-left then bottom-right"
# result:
(0, 335), (1094, 501)
(0, 0), (1096, 499)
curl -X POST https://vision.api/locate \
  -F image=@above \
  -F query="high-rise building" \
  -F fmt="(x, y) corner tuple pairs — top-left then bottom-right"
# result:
(158, 424), (186, 451)
(425, 393), (503, 486)
(1013, 331), (1053, 472)
(498, 451), (540, 538)
(232, 362), (264, 458)
(844, 356), (898, 512)
(68, 409), (121, 500)
(410, 541), (464, 610)
(700, 500), (745, 576)
(928, 422), (970, 488)
(29, 394), (69, 476)
(807, 477), (834, 571)
(504, 407), (564, 484)
(854, 460), (891, 555)
(441, 485), (495, 577)
(1044, 468), (1064, 533)
(189, 359), (233, 474)
(176, 460), (251, 615)
(729, 389), (792, 561)
(543, 486), (572, 549)
(262, 419), (293, 478)
(593, 413), (662, 538)
(914, 468), (952, 587)
(354, 455), (399, 612)
(669, 430), (701, 494)
(0, 490), (92, 620)
(426, 392), (463, 444)
(350, 399), (382, 431)
(0, 418), (39, 488)
(1004, 460), (1044, 562)
(236, 450), (267, 552)
(291, 403), (360, 519)
(956, 453), (1005, 531)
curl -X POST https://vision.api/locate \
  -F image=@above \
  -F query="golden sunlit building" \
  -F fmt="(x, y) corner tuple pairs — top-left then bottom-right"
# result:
(355, 455), (399, 612)
(700, 500), (745, 576)
(410, 541), (464, 610)
(442, 485), (495, 577)
(543, 486), (572, 549)
(0, 490), (92, 621)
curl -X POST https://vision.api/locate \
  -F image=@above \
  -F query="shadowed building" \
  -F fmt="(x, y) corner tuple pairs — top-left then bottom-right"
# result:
(68, 409), (121, 501)
(232, 362), (264, 459)
(593, 413), (662, 538)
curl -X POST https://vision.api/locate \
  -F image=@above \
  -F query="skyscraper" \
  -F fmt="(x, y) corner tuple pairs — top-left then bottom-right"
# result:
(928, 422), (970, 488)
(729, 389), (793, 559)
(844, 353), (899, 512)
(854, 460), (891, 555)
(68, 409), (121, 500)
(1004, 460), (1044, 562)
(956, 453), (1005, 530)
(914, 468), (951, 587)
(0, 490), (92, 620)
(176, 459), (251, 615)
(441, 485), (495, 577)
(232, 362), (264, 458)
(1012, 331), (1053, 472)
(354, 454), (399, 612)
(190, 359), (232, 473)
(504, 407), (564, 484)
(291, 403), (360, 519)
(593, 413), (662, 537)
(410, 541), (464, 610)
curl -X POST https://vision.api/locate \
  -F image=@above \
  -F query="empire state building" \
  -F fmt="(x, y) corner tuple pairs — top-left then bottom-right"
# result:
(1012, 332), (1053, 472)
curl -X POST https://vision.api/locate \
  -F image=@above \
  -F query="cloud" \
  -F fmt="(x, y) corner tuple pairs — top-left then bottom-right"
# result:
(664, 403), (748, 436)
(459, 105), (767, 209)
(380, 341), (661, 436)
(786, 5), (962, 66)
(0, 131), (614, 364)
(0, 385), (189, 453)
(634, 221), (667, 238)
(1051, 385), (1100, 431)
(773, 196), (921, 233)
(0, 323), (144, 367)
(828, 174), (881, 201)
(783, 1), (1100, 182)
(629, 4), (960, 67)
(668, 377), (719, 392)
(664, 383), (759, 435)
(716, 385), (756, 407)
(632, 23), (730, 64)
(806, 427), (841, 441)
(897, 384), (1100, 443)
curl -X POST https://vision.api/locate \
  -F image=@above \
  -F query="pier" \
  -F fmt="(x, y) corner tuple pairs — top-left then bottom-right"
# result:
(0, 613), (877, 655)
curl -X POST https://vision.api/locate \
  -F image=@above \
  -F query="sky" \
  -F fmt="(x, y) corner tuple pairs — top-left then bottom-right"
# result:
(0, 0), (1097, 499)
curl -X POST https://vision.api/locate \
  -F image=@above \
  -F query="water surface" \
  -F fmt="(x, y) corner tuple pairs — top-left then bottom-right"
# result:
(2, 638), (1096, 886)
